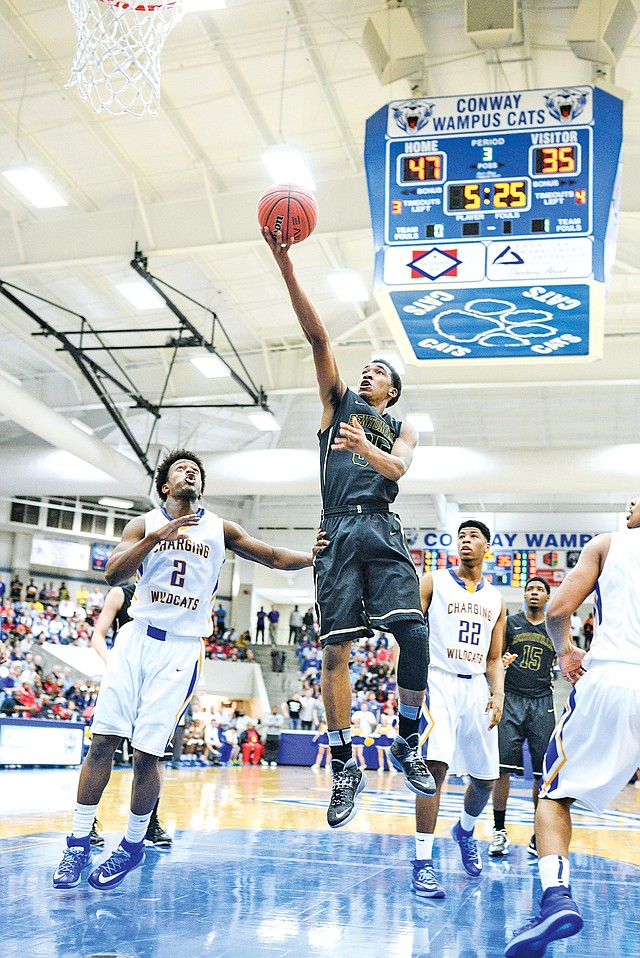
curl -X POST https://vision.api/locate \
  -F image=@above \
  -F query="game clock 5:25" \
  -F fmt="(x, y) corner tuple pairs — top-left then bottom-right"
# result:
(447, 179), (530, 212)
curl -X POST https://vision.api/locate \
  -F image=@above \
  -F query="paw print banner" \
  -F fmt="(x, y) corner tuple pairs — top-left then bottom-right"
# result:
(386, 285), (593, 362)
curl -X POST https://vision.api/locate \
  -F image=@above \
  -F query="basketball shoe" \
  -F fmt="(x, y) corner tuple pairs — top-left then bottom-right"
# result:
(451, 820), (482, 876)
(505, 885), (584, 958)
(411, 860), (446, 899)
(88, 838), (145, 890)
(90, 819), (105, 848)
(327, 759), (367, 828)
(389, 734), (436, 796)
(527, 834), (538, 857)
(489, 828), (510, 857)
(145, 813), (172, 848)
(52, 836), (92, 888)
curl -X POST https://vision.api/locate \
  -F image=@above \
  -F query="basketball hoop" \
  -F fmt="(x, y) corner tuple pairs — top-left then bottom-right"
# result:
(65, 0), (185, 116)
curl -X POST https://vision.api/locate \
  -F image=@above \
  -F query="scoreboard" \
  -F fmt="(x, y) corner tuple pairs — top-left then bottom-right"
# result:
(364, 86), (623, 365)
(420, 547), (537, 587)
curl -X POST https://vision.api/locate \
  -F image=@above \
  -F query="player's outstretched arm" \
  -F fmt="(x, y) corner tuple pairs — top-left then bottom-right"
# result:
(90, 587), (125, 663)
(545, 534), (607, 682)
(105, 513), (201, 585)
(263, 228), (345, 426)
(546, 535), (607, 651)
(224, 520), (313, 571)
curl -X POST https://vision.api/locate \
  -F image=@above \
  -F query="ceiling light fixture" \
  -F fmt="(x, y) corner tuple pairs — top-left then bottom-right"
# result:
(183, 0), (226, 10)
(407, 413), (434, 433)
(262, 148), (315, 190)
(98, 497), (135, 509)
(190, 355), (231, 378)
(2, 168), (67, 208)
(248, 410), (281, 432)
(328, 270), (370, 302)
(71, 418), (94, 435)
(0, 369), (22, 387)
(116, 281), (164, 310)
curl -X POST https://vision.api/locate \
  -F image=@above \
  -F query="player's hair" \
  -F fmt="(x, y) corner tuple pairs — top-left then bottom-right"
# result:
(155, 449), (206, 501)
(525, 576), (551, 595)
(458, 519), (491, 543)
(370, 357), (402, 407)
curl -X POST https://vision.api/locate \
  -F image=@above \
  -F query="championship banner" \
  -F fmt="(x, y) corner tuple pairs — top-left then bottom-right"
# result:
(30, 536), (91, 571)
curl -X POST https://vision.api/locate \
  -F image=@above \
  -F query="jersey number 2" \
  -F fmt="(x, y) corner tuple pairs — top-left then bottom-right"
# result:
(170, 559), (187, 588)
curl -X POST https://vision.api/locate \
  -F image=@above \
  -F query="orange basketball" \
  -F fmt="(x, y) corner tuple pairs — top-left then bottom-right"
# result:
(257, 183), (318, 244)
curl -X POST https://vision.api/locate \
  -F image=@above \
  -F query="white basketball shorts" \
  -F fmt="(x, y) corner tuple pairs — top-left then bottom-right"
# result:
(540, 661), (640, 815)
(419, 667), (499, 780)
(91, 619), (203, 757)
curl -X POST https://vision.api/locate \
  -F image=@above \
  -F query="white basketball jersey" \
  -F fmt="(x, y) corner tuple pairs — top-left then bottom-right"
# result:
(427, 568), (502, 675)
(585, 530), (640, 667)
(130, 506), (225, 638)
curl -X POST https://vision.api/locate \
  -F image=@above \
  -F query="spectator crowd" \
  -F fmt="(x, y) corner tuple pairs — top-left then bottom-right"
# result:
(0, 571), (403, 764)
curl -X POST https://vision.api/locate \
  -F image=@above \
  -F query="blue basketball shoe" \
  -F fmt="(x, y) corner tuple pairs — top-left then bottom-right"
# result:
(505, 885), (584, 958)
(52, 836), (92, 888)
(451, 820), (482, 876)
(411, 859), (446, 899)
(88, 838), (145, 890)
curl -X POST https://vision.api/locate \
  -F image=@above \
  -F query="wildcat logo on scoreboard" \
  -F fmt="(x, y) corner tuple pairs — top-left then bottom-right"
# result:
(392, 100), (434, 133)
(544, 88), (587, 123)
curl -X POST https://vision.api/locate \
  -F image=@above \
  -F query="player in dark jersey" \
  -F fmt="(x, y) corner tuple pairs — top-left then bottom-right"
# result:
(265, 228), (434, 828)
(90, 582), (172, 848)
(490, 576), (556, 858)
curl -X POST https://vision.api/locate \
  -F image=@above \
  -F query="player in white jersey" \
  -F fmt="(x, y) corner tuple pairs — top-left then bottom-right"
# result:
(53, 449), (314, 892)
(506, 498), (640, 958)
(410, 520), (506, 900)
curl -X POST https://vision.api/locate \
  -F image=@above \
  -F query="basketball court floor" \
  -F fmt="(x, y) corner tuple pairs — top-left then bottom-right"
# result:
(1, 762), (638, 958)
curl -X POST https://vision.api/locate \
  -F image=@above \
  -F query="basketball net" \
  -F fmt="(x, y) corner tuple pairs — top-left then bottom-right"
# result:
(65, 0), (185, 116)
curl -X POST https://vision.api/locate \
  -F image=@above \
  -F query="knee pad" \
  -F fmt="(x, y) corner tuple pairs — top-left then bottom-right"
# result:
(390, 619), (429, 691)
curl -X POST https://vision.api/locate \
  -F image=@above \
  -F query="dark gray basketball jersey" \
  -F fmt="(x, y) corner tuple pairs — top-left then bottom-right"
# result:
(504, 611), (555, 697)
(318, 387), (402, 509)
(113, 582), (136, 634)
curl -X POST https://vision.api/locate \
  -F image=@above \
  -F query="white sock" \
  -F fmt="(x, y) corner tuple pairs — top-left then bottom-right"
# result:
(460, 809), (478, 833)
(125, 811), (152, 845)
(71, 802), (99, 841)
(539, 854), (570, 890)
(415, 832), (434, 861)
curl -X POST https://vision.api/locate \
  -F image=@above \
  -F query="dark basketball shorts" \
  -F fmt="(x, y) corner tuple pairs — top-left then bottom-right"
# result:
(498, 690), (556, 777)
(313, 511), (423, 646)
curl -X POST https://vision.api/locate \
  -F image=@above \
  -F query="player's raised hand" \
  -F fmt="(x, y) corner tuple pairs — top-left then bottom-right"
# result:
(262, 226), (292, 257)
(331, 419), (370, 456)
(156, 514), (200, 542)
